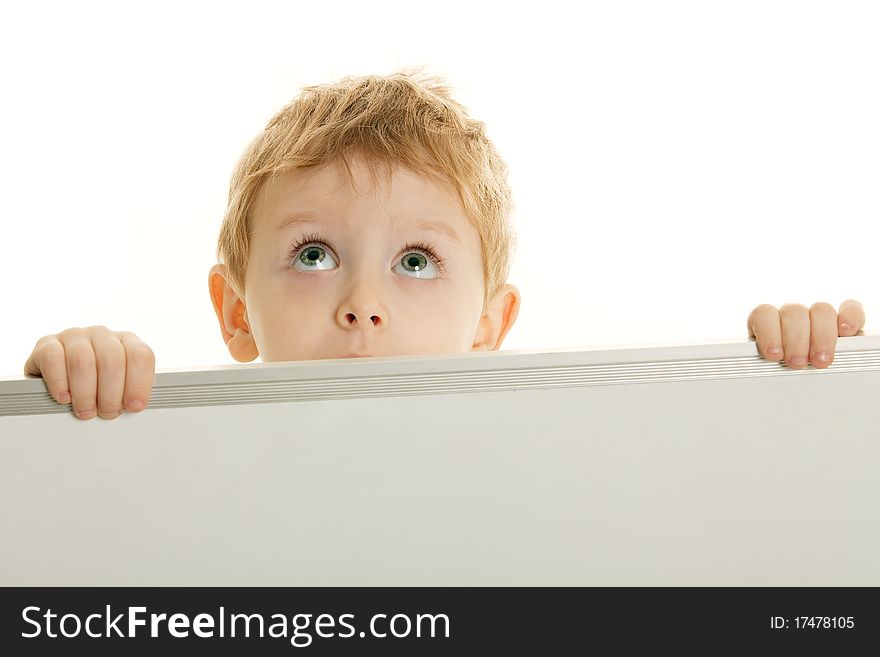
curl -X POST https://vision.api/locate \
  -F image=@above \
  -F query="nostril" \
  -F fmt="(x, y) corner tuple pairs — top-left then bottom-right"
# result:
(344, 313), (381, 325)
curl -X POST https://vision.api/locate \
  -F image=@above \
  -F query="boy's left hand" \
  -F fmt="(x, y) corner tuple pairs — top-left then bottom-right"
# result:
(747, 299), (865, 369)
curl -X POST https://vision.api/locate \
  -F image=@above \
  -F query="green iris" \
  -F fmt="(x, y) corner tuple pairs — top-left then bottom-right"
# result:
(404, 253), (427, 271)
(302, 247), (324, 265)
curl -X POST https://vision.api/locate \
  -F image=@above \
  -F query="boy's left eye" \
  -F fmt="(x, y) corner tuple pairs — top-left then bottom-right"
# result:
(393, 251), (439, 279)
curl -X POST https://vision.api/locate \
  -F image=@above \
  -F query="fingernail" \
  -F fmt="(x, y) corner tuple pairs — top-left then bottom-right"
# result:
(767, 345), (782, 358)
(789, 356), (807, 367)
(58, 391), (71, 404)
(840, 322), (852, 332)
(76, 409), (95, 419)
(126, 399), (145, 412)
(815, 352), (830, 363)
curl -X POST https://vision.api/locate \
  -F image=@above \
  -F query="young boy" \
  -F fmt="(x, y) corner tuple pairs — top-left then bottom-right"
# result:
(23, 70), (867, 420)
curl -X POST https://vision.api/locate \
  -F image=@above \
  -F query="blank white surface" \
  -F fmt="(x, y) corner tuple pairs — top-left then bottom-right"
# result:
(1, 336), (878, 585)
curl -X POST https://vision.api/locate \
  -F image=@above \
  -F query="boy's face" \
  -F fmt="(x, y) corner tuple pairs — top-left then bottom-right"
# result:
(209, 155), (520, 363)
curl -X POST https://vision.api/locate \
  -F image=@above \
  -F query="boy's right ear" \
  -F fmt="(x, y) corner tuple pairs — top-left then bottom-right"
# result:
(208, 264), (259, 362)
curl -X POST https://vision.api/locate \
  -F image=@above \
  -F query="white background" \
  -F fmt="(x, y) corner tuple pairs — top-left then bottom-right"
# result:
(2, 0), (877, 377)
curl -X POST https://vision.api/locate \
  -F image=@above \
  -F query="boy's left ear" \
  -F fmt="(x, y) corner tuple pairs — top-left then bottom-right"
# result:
(472, 283), (521, 351)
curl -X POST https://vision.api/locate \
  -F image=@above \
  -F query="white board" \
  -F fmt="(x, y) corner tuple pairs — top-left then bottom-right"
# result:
(1, 332), (879, 585)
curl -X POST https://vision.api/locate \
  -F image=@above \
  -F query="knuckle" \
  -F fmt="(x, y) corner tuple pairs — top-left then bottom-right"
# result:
(67, 350), (96, 372)
(810, 301), (835, 315)
(779, 303), (808, 319)
(749, 304), (776, 321)
(98, 353), (127, 374)
(35, 334), (59, 349)
(783, 331), (806, 346)
(58, 326), (86, 339)
(127, 343), (155, 366)
(34, 338), (63, 359)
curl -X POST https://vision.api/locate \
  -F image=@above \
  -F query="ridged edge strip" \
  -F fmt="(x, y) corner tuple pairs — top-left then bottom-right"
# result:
(2, 334), (879, 416)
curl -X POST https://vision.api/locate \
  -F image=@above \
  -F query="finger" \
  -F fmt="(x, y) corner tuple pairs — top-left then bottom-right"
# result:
(120, 332), (156, 412)
(808, 302), (838, 369)
(25, 337), (72, 404)
(62, 336), (98, 420)
(779, 303), (811, 369)
(838, 299), (866, 336)
(91, 333), (127, 419)
(747, 304), (784, 360)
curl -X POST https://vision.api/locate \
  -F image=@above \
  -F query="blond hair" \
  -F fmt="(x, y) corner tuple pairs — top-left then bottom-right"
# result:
(215, 67), (516, 312)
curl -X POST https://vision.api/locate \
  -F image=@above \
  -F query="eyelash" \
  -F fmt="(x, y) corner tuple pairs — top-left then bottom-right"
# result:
(285, 232), (446, 275)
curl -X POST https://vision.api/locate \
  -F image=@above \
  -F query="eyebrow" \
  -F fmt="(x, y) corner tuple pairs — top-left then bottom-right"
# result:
(274, 211), (462, 244)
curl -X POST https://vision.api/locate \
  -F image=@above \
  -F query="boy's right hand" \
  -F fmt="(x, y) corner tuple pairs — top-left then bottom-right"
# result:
(23, 326), (155, 420)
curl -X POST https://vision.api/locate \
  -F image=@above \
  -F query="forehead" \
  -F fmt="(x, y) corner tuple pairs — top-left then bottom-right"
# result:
(253, 157), (469, 242)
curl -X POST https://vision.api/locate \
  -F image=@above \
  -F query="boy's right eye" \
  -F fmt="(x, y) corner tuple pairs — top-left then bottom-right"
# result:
(286, 232), (339, 272)
(292, 244), (338, 271)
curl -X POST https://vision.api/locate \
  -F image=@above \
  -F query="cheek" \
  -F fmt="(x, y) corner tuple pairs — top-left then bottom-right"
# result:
(393, 277), (455, 306)
(255, 274), (331, 324)
(401, 279), (480, 324)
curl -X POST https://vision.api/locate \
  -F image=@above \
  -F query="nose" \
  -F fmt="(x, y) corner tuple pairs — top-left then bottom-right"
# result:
(337, 282), (385, 330)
